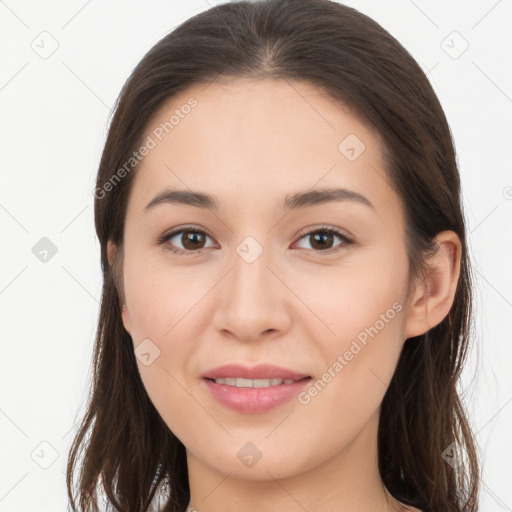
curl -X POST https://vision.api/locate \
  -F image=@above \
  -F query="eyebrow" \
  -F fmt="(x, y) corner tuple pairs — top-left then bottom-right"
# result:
(144, 187), (375, 212)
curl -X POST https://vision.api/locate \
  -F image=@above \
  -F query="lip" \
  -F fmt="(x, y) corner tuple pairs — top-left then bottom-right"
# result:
(201, 363), (312, 413)
(201, 363), (310, 381)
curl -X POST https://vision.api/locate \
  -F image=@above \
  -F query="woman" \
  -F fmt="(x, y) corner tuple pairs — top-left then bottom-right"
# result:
(67, 1), (480, 511)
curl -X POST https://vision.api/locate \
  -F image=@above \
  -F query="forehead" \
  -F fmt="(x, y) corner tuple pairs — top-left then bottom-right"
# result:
(129, 77), (398, 218)
(144, 77), (381, 153)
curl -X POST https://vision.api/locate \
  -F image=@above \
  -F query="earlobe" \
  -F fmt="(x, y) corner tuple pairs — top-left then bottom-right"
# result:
(107, 240), (117, 267)
(404, 231), (461, 339)
(107, 240), (131, 333)
(121, 303), (132, 334)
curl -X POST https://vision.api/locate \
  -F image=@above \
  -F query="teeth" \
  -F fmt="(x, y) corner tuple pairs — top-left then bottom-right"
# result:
(213, 377), (297, 387)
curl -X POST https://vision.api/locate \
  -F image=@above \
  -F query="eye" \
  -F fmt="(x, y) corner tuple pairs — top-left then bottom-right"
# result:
(157, 224), (354, 256)
(157, 227), (216, 256)
(293, 225), (354, 254)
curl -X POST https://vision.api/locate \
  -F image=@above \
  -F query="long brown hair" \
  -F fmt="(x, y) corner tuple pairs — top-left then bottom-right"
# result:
(66, 1), (480, 510)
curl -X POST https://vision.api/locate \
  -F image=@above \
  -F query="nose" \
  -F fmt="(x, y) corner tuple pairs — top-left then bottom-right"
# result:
(211, 240), (292, 342)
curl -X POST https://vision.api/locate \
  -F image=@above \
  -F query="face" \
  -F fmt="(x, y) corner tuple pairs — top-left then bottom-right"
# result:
(118, 78), (417, 481)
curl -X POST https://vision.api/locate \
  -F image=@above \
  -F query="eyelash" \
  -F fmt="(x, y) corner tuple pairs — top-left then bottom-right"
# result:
(156, 224), (354, 257)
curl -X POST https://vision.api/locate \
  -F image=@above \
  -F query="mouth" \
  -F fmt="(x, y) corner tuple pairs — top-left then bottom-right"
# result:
(201, 362), (311, 382)
(200, 363), (313, 413)
(203, 376), (312, 388)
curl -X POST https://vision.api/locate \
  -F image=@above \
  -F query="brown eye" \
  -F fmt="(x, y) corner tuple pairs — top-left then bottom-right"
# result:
(180, 231), (207, 250)
(294, 226), (354, 253)
(158, 228), (215, 255)
(309, 231), (335, 250)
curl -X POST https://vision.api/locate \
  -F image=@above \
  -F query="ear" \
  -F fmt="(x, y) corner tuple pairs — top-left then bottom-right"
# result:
(107, 240), (117, 266)
(121, 303), (132, 335)
(107, 240), (132, 335)
(404, 230), (461, 339)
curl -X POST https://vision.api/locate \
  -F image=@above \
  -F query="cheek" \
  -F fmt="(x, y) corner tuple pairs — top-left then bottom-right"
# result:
(122, 258), (202, 426)
(122, 257), (211, 403)
(297, 251), (408, 398)
(124, 239), (409, 374)
(123, 255), (204, 343)
(301, 255), (408, 343)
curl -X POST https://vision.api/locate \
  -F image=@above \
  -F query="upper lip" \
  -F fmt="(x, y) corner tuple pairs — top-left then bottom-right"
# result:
(201, 364), (311, 381)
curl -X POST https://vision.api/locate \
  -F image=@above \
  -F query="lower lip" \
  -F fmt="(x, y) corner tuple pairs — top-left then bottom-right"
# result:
(202, 378), (312, 413)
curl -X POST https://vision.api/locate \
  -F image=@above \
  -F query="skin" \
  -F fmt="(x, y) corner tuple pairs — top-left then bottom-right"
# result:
(110, 78), (461, 512)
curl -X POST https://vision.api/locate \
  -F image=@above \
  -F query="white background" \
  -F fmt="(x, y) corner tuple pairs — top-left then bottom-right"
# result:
(0, 0), (511, 510)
